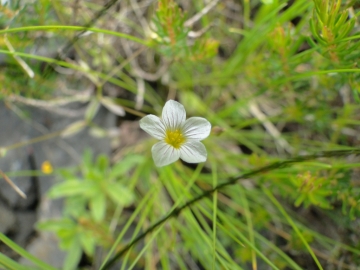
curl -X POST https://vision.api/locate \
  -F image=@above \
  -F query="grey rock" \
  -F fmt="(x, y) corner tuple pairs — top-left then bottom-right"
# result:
(0, 105), (40, 209)
(14, 211), (37, 246)
(19, 232), (66, 268)
(0, 204), (16, 234)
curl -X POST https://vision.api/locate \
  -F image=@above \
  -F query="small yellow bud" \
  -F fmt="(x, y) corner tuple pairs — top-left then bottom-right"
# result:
(41, 161), (53, 174)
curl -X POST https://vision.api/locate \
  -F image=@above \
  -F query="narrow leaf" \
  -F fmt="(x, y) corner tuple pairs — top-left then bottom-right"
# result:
(85, 98), (101, 121)
(106, 183), (133, 206)
(61, 120), (87, 138)
(90, 193), (107, 222)
(100, 97), (125, 116)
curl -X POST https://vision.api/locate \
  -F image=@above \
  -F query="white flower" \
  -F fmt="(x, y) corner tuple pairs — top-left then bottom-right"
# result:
(140, 100), (211, 167)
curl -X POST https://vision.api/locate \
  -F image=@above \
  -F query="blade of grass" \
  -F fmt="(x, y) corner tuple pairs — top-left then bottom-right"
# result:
(0, 253), (35, 270)
(212, 162), (218, 270)
(0, 233), (57, 270)
(126, 165), (204, 269)
(0, 25), (148, 46)
(195, 192), (301, 269)
(100, 182), (159, 269)
(216, 211), (280, 270)
(238, 185), (257, 270)
(217, 210), (303, 270)
(262, 187), (324, 270)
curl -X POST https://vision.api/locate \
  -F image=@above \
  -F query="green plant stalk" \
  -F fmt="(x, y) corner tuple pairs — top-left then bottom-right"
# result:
(2, 170), (50, 177)
(243, 0), (250, 29)
(127, 226), (165, 270)
(262, 187), (323, 270)
(3, 129), (63, 151)
(238, 185), (257, 270)
(0, 25), (149, 46)
(126, 165), (201, 269)
(212, 162), (218, 270)
(185, 207), (235, 269)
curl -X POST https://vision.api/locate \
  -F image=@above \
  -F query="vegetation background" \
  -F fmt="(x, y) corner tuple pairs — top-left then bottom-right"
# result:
(1, 0), (360, 269)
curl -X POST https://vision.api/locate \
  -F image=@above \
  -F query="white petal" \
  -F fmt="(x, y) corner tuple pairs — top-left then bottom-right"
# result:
(183, 117), (211, 140)
(139, 115), (166, 140)
(162, 100), (186, 129)
(180, 141), (207, 164)
(152, 142), (180, 167)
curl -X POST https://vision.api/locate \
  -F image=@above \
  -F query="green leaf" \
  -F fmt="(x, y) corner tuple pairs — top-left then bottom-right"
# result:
(80, 232), (96, 256)
(96, 154), (109, 173)
(48, 179), (99, 198)
(90, 193), (106, 222)
(85, 97), (100, 122)
(48, 181), (85, 198)
(61, 120), (87, 138)
(100, 97), (125, 116)
(59, 229), (78, 250)
(89, 126), (107, 138)
(64, 196), (88, 217)
(261, 0), (273, 4)
(37, 218), (76, 232)
(0, 148), (7, 157)
(82, 149), (93, 168)
(294, 195), (305, 207)
(63, 238), (82, 270)
(106, 183), (134, 206)
(109, 154), (145, 179)
(58, 169), (77, 180)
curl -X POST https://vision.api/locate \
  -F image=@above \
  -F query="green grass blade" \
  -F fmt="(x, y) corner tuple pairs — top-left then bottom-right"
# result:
(0, 233), (57, 270)
(263, 187), (324, 270)
(0, 253), (36, 270)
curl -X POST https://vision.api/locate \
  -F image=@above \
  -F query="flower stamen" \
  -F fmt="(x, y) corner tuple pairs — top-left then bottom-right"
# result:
(165, 129), (186, 149)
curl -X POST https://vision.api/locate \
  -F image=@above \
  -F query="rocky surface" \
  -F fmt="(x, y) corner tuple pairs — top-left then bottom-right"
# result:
(0, 101), (116, 268)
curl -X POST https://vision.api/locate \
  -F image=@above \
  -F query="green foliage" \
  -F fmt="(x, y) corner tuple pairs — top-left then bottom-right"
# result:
(289, 229), (314, 251)
(0, 0), (59, 99)
(310, 0), (360, 100)
(151, 0), (219, 61)
(291, 171), (333, 209)
(310, 0), (357, 65)
(338, 186), (360, 220)
(38, 150), (143, 269)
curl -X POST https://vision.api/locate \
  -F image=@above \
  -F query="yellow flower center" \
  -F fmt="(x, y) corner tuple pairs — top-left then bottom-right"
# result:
(165, 129), (186, 149)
